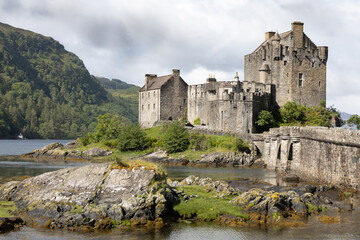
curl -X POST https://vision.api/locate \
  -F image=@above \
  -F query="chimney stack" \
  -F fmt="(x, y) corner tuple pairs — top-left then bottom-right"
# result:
(145, 74), (157, 90)
(292, 21), (304, 49)
(265, 31), (275, 41)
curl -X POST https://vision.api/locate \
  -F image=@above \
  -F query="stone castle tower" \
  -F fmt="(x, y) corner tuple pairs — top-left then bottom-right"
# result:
(139, 22), (328, 133)
(245, 21), (328, 107)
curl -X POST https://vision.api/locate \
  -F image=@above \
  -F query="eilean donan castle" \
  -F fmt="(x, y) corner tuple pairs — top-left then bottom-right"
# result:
(139, 22), (328, 134)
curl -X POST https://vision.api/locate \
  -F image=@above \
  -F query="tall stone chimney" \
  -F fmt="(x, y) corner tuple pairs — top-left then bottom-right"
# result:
(292, 21), (304, 49)
(145, 74), (157, 90)
(265, 31), (275, 41)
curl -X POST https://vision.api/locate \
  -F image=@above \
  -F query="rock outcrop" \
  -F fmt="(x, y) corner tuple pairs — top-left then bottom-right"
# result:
(143, 150), (255, 167)
(23, 143), (112, 159)
(0, 163), (177, 230)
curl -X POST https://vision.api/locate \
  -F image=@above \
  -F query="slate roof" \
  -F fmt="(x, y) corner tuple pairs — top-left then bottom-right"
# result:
(140, 74), (173, 91)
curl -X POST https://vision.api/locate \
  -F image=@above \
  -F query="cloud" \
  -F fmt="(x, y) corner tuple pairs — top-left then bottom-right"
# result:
(1, 0), (21, 12)
(0, 0), (360, 114)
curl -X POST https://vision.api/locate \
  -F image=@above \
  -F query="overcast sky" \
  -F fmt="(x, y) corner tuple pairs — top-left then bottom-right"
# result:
(1, 0), (360, 114)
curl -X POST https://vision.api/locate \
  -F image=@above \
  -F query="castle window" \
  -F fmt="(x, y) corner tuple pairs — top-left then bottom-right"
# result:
(287, 73), (289, 77)
(299, 73), (303, 87)
(153, 91), (155, 97)
(319, 81), (321, 87)
(312, 61), (315, 68)
(148, 92), (150, 98)
(142, 105), (144, 110)
(284, 61), (287, 66)
(148, 104), (150, 109)
(299, 61), (302, 66)
(184, 99), (186, 104)
(180, 106), (182, 110)
(142, 93), (144, 99)
(153, 104), (155, 109)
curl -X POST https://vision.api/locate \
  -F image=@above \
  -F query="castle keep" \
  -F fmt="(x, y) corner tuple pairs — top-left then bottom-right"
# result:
(139, 22), (328, 133)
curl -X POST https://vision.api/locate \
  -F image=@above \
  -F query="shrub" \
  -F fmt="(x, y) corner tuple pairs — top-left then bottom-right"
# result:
(189, 133), (208, 150)
(194, 117), (201, 125)
(117, 123), (149, 151)
(234, 138), (251, 153)
(80, 133), (92, 146)
(161, 121), (189, 153)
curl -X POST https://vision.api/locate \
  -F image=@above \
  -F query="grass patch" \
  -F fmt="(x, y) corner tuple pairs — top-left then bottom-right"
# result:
(111, 157), (166, 176)
(173, 185), (248, 221)
(0, 201), (17, 218)
(145, 126), (162, 139)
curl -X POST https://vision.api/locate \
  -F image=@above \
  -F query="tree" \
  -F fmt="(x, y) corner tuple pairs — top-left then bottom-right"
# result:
(256, 110), (276, 131)
(347, 114), (360, 130)
(92, 113), (125, 142)
(161, 121), (189, 153)
(280, 101), (306, 124)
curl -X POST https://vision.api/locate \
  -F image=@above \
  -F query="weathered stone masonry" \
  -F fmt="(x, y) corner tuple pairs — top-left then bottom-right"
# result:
(139, 22), (328, 134)
(252, 127), (360, 189)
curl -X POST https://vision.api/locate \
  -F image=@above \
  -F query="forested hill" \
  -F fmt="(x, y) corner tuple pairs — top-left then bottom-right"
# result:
(0, 22), (138, 139)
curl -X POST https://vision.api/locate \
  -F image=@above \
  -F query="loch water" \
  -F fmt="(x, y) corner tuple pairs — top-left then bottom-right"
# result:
(0, 140), (360, 240)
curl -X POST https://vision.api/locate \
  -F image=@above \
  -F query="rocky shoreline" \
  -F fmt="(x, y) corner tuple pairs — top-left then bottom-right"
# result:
(22, 142), (259, 168)
(0, 161), (355, 233)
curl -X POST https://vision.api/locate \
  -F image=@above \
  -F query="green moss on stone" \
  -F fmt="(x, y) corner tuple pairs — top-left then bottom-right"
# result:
(174, 185), (248, 221)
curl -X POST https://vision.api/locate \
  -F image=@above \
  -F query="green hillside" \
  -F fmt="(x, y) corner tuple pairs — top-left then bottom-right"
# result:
(0, 22), (138, 139)
(96, 76), (140, 115)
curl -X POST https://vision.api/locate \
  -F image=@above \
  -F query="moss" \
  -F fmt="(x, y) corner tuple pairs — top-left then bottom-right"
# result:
(248, 203), (255, 208)
(305, 203), (318, 214)
(121, 219), (131, 226)
(272, 212), (282, 221)
(0, 201), (17, 218)
(70, 204), (84, 215)
(174, 185), (248, 221)
(343, 191), (353, 198)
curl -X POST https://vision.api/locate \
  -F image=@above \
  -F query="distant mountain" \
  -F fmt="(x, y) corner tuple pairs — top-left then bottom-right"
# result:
(96, 77), (138, 90)
(0, 22), (138, 139)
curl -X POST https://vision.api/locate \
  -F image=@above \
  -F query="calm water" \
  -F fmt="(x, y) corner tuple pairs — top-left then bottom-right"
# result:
(0, 140), (360, 239)
(0, 139), (73, 156)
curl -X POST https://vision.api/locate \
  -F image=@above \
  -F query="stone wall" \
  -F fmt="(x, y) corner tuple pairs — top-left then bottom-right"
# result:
(139, 89), (161, 127)
(187, 79), (272, 134)
(255, 127), (360, 189)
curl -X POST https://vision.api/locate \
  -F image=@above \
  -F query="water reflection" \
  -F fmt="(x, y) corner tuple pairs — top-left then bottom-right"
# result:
(0, 158), (88, 184)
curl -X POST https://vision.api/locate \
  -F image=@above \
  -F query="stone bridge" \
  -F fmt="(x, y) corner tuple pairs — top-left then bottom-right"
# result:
(251, 126), (360, 189)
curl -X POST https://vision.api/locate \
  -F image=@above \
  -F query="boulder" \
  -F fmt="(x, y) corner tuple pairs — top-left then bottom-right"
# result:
(0, 163), (177, 230)
(144, 150), (168, 159)
(41, 142), (64, 152)
(63, 141), (78, 149)
(231, 188), (323, 222)
(83, 148), (112, 157)
(199, 152), (253, 166)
